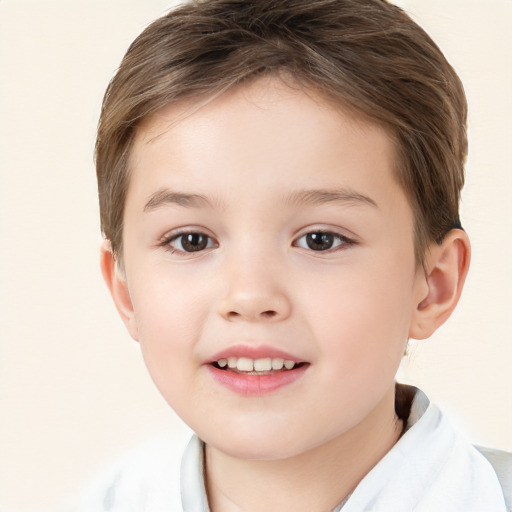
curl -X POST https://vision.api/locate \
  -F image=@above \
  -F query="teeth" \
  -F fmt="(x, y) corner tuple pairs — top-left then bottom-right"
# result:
(272, 358), (284, 370)
(254, 358), (272, 371)
(236, 357), (254, 372)
(216, 357), (298, 372)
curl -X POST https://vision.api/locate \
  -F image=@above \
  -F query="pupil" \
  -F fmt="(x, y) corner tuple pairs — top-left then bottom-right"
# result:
(182, 233), (207, 252)
(307, 232), (333, 251)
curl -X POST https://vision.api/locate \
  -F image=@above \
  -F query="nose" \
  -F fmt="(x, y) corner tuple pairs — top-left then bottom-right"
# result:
(217, 255), (292, 323)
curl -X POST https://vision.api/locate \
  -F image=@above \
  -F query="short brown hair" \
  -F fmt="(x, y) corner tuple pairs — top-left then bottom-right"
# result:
(96, 0), (467, 264)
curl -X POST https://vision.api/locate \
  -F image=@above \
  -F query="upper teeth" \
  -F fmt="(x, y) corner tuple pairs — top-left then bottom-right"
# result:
(216, 357), (296, 372)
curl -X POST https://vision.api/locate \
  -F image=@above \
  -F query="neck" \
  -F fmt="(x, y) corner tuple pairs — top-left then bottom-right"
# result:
(205, 385), (403, 512)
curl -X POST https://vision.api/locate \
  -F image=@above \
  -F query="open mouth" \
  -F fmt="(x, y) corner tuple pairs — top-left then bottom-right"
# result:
(206, 349), (310, 394)
(211, 357), (307, 375)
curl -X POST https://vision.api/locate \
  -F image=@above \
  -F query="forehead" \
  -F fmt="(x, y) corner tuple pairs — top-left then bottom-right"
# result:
(128, 77), (403, 212)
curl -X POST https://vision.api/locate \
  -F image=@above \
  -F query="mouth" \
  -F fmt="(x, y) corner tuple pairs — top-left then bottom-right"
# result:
(206, 350), (310, 395)
(211, 356), (306, 375)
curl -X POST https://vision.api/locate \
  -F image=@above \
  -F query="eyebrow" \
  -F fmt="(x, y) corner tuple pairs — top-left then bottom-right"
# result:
(284, 188), (378, 209)
(143, 189), (215, 212)
(143, 187), (378, 212)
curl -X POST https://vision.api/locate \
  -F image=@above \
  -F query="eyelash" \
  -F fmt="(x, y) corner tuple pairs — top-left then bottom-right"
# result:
(160, 229), (356, 255)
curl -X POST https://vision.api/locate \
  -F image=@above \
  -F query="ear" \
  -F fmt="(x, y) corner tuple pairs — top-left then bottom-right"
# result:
(409, 229), (471, 340)
(100, 240), (139, 341)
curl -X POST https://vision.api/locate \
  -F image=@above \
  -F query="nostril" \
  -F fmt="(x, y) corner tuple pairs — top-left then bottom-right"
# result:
(226, 309), (277, 320)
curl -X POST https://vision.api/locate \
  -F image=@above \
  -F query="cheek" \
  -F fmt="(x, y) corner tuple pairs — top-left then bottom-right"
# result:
(129, 270), (211, 388)
(301, 257), (414, 368)
(132, 263), (208, 331)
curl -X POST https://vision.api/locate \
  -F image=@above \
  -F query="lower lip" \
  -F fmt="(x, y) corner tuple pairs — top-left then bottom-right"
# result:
(206, 364), (309, 396)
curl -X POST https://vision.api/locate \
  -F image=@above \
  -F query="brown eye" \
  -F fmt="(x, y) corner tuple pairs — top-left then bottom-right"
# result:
(295, 231), (352, 252)
(305, 232), (335, 251)
(169, 232), (215, 253)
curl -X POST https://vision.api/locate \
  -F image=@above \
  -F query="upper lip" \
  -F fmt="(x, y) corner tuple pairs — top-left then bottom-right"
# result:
(207, 344), (306, 364)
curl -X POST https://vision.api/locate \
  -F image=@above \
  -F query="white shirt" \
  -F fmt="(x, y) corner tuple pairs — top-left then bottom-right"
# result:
(80, 386), (507, 511)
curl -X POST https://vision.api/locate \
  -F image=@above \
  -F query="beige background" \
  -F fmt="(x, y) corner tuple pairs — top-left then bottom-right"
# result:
(0, 1), (511, 511)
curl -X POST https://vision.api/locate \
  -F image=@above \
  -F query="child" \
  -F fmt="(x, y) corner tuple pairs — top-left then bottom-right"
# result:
(84, 0), (510, 510)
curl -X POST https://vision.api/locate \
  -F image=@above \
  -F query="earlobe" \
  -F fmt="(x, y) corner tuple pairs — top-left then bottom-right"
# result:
(409, 229), (471, 340)
(100, 241), (139, 341)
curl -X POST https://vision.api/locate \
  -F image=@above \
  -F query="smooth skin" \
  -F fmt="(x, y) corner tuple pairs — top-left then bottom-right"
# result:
(101, 77), (470, 511)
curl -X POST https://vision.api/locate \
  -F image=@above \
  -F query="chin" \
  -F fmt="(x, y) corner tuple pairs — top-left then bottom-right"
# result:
(200, 420), (325, 461)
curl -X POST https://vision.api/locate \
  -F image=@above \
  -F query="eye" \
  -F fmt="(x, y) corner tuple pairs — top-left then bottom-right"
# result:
(166, 232), (217, 253)
(295, 231), (352, 252)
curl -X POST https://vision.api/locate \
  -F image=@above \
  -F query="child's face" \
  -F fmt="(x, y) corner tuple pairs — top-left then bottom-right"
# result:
(116, 78), (427, 460)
